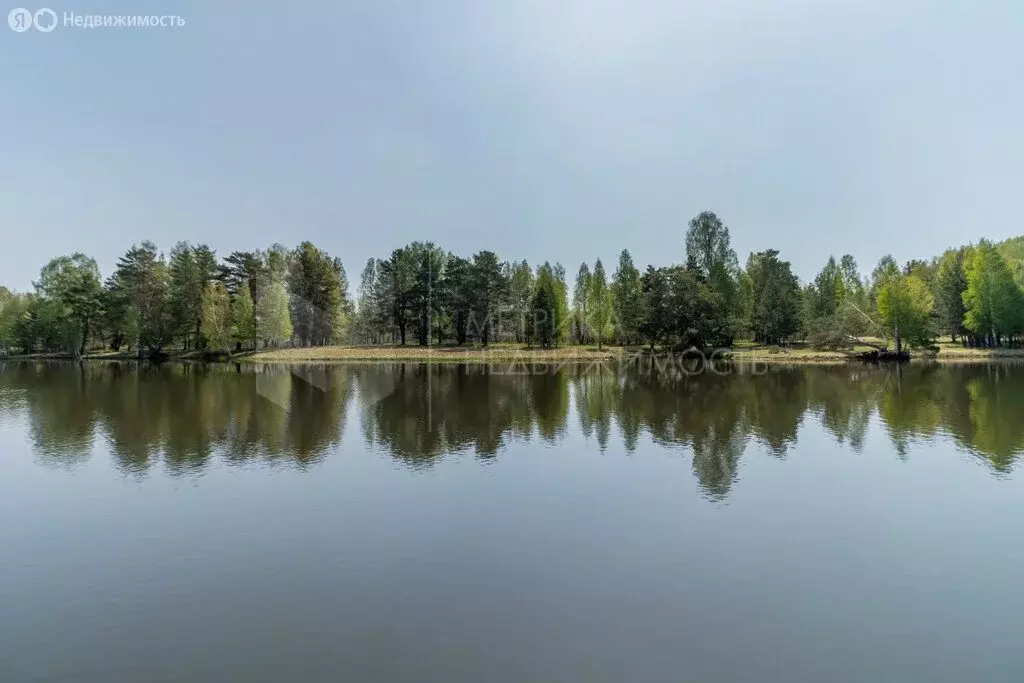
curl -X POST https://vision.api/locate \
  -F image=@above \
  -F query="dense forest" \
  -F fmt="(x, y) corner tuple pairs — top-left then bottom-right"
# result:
(2, 211), (1023, 357)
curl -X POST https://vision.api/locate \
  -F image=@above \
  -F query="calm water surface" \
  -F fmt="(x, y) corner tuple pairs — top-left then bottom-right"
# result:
(2, 360), (1024, 682)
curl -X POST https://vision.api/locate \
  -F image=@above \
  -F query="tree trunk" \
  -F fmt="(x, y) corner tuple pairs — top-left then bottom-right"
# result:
(894, 323), (902, 355)
(79, 320), (89, 357)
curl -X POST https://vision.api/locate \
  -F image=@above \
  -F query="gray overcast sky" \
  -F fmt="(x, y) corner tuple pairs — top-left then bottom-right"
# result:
(1, 0), (1021, 292)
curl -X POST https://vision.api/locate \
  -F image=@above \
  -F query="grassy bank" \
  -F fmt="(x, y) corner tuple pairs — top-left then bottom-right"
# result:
(248, 343), (857, 365)
(247, 343), (625, 363)
(6, 340), (1024, 365)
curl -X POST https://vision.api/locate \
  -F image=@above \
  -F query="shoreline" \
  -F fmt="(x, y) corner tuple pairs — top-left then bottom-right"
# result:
(5, 343), (1024, 365)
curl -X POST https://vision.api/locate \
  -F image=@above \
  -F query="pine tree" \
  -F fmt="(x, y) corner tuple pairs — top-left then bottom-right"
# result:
(508, 260), (534, 344)
(611, 249), (642, 345)
(587, 259), (613, 349)
(934, 248), (968, 343)
(572, 263), (591, 344)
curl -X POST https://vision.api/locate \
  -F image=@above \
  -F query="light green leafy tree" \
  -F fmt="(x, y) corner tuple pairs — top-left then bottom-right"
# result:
(232, 281), (257, 350)
(257, 277), (293, 347)
(962, 240), (1024, 346)
(200, 280), (232, 354)
(874, 257), (934, 353)
(35, 253), (104, 356)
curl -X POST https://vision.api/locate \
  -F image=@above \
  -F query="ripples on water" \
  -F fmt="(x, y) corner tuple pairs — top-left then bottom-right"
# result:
(1, 360), (1021, 499)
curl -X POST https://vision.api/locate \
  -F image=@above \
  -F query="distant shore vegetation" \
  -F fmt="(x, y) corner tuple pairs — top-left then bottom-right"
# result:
(2, 211), (1024, 360)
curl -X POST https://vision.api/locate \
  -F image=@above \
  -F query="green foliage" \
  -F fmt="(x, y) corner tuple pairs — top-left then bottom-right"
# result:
(220, 251), (268, 301)
(507, 260), (534, 344)
(200, 280), (232, 353)
(378, 247), (417, 345)
(34, 253), (104, 356)
(442, 254), (473, 345)
(611, 249), (643, 345)
(257, 277), (293, 346)
(352, 258), (383, 345)
(572, 262), (591, 344)
(405, 243), (445, 346)
(586, 259), (613, 348)
(0, 291), (34, 352)
(107, 242), (172, 353)
(638, 265), (720, 349)
(469, 250), (507, 346)
(552, 263), (570, 345)
(685, 211), (744, 343)
(530, 263), (559, 348)
(874, 257), (934, 352)
(996, 236), (1024, 288)
(747, 250), (802, 345)
(685, 211), (735, 282)
(168, 242), (219, 350)
(9, 217), (1024, 358)
(288, 242), (349, 346)
(963, 240), (1024, 346)
(232, 282), (257, 350)
(804, 254), (875, 349)
(807, 256), (844, 320)
(933, 248), (968, 341)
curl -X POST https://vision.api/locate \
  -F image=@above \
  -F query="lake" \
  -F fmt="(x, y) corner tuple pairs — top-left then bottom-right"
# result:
(2, 359), (1023, 682)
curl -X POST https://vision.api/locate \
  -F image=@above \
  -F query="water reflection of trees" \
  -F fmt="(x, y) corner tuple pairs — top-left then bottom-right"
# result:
(359, 364), (567, 466)
(0, 361), (351, 474)
(3, 360), (1024, 490)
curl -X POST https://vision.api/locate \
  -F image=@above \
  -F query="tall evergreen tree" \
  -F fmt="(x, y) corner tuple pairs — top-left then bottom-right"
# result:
(378, 247), (416, 346)
(530, 264), (559, 348)
(287, 242), (346, 346)
(107, 242), (172, 354)
(685, 211), (743, 343)
(587, 259), (613, 349)
(220, 250), (268, 302)
(572, 263), (591, 344)
(443, 255), (473, 345)
(354, 258), (381, 344)
(508, 260), (534, 344)
(168, 243), (200, 349)
(408, 243), (445, 346)
(747, 249), (802, 345)
(934, 248), (968, 343)
(469, 250), (507, 346)
(552, 263), (570, 346)
(611, 249), (643, 345)
(639, 266), (671, 350)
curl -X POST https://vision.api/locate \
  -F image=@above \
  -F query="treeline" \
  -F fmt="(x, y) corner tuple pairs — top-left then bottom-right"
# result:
(2, 211), (1024, 356)
(0, 241), (349, 357)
